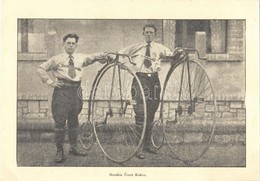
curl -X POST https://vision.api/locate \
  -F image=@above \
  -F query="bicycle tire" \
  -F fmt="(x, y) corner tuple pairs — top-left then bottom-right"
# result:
(79, 120), (94, 150)
(90, 62), (147, 163)
(161, 59), (216, 163)
(151, 120), (165, 150)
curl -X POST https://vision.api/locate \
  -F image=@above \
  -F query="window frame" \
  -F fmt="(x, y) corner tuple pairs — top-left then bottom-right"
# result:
(18, 19), (48, 61)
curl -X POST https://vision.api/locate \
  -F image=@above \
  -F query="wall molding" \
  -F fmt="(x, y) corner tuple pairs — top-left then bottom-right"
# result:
(18, 53), (47, 61)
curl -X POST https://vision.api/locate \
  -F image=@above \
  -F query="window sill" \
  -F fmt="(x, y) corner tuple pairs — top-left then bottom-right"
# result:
(162, 53), (243, 63)
(18, 53), (47, 61)
(206, 53), (243, 62)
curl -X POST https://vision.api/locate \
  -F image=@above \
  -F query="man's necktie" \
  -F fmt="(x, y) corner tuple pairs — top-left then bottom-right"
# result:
(143, 43), (152, 68)
(68, 55), (76, 78)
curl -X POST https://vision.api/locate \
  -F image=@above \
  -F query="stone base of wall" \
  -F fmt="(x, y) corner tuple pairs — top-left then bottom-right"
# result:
(17, 94), (245, 120)
(17, 94), (49, 118)
(17, 94), (246, 143)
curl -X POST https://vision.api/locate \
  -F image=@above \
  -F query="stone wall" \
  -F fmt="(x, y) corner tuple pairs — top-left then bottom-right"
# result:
(17, 94), (49, 118)
(78, 97), (246, 120)
(17, 96), (246, 144)
(17, 95), (245, 120)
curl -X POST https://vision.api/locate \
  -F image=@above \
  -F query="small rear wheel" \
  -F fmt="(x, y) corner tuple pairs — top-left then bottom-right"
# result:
(79, 120), (94, 150)
(151, 119), (165, 150)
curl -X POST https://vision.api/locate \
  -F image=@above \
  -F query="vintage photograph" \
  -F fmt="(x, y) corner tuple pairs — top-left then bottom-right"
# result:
(16, 19), (246, 167)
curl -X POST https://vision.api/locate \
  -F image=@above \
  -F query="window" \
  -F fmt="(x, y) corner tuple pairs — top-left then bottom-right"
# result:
(175, 20), (227, 53)
(18, 19), (47, 54)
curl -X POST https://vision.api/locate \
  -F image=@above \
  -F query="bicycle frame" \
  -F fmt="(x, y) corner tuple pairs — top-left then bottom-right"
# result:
(160, 48), (205, 123)
(87, 53), (136, 125)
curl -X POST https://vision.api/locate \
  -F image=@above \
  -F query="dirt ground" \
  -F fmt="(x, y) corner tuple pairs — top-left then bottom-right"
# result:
(17, 133), (246, 167)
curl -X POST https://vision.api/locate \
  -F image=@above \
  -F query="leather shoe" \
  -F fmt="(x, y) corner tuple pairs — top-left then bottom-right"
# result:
(55, 148), (64, 163)
(145, 146), (158, 154)
(135, 150), (145, 159)
(69, 147), (87, 156)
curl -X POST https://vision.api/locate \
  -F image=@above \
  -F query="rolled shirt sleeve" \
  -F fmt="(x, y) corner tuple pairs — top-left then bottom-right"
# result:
(83, 52), (108, 66)
(38, 52), (110, 85)
(37, 57), (57, 85)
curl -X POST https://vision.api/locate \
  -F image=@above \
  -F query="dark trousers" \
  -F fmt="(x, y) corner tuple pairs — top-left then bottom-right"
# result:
(131, 72), (161, 148)
(52, 85), (83, 149)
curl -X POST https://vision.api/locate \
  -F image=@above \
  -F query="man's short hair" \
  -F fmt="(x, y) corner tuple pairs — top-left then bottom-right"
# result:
(63, 33), (79, 43)
(143, 23), (157, 33)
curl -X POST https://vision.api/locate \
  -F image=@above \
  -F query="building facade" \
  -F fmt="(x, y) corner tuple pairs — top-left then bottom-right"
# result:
(17, 19), (246, 133)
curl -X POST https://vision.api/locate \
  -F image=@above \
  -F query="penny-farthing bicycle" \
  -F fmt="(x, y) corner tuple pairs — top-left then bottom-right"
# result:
(80, 53), (147, 163)
(80, 48), (216, 164)
(152, 48), (216, 164)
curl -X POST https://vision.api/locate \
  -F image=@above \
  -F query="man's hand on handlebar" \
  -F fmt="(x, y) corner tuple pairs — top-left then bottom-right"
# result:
(159, 47), (188, 64)
(97, 53), (117, 64)
(99, 52), (136, 66)
(103, 53), (116, 64)
(172, 47), (188, 60)
(107, 54), (116, 61)
(159, 52), (167, 59)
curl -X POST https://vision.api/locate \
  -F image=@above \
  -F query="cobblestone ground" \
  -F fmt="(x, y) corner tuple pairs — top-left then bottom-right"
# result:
(17, 133), (246, 167)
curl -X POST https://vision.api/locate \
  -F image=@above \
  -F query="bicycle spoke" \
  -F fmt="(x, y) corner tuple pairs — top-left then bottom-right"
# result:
(90, 63), (146, 163)
(161, 60), (216, 163)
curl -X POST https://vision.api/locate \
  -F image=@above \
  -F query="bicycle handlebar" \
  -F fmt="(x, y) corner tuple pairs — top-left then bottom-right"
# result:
(107, 48), (205, 66)
(163, 47), (206, 61)
(106, 52), (136, 65)
(182, 48), (206, 60)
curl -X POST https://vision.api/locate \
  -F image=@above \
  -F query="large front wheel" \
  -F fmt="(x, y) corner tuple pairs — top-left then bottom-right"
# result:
(161, 59), (216, 163)
(90, 63), (147, 163)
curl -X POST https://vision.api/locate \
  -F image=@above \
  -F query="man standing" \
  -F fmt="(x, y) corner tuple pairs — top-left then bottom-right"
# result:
(119, 24), (173, 159)
(37, 33), (109, 163)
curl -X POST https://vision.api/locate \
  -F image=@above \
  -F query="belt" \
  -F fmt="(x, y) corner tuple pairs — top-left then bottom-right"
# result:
(58, 78), (81, 87)
(136, 72), (158, 78)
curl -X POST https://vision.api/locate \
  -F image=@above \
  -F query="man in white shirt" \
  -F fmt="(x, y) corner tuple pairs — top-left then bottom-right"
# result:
(119, 24), (173, 159)
(37, 33), (109, 163)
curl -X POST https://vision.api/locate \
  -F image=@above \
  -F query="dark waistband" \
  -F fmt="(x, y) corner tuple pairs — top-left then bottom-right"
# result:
(136, 72), (158, 78)
(58, 78), (81, 87)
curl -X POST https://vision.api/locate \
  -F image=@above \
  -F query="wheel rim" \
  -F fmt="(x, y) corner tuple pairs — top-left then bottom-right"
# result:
(90, 63), (147, 163)
(161, 60), (216, 163)
(79, 121), (94, 150)
(151, 120), (165, 149)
